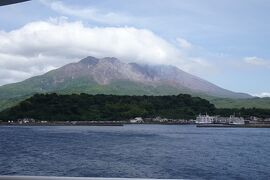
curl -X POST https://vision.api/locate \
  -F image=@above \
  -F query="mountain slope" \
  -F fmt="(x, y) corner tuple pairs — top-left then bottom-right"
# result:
(0, 56), (257, 111)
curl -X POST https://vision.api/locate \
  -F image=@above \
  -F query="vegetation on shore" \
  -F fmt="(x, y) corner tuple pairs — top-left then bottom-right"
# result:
(1, 79), (270, 112)
(1, 93), (270, 121)
(208, 96), (270, 109)
(0, 93), (216, 121)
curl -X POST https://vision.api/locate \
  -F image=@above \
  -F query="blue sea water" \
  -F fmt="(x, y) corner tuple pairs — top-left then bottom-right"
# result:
(0, 125), (269, 180)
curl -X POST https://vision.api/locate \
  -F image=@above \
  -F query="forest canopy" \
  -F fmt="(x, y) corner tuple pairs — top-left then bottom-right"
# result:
(0, 93), (269, 121)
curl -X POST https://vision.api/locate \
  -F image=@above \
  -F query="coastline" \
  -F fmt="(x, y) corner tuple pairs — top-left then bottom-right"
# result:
(196, 123), (270, 128)
(0, 121), (195, 126)
(1, 120), (270, 128)
(0, 122), (124, 126)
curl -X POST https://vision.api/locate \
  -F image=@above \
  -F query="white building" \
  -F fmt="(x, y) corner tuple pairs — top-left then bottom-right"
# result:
(152, 116), (161, 122)
(130, 117), (144, 123)
(215, 116), (228, 124)
(196, 114), (216, 124)
(229, 115), (245, 125)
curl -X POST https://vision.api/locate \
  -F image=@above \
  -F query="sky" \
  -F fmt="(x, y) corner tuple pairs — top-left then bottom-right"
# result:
(0, 0), (270, 97)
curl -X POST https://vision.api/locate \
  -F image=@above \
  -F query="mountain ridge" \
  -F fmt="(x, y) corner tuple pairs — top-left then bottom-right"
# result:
(0, 56), (259, 111)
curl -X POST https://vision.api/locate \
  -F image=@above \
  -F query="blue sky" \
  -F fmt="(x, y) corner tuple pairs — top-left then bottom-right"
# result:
(0, 0), (269, 96)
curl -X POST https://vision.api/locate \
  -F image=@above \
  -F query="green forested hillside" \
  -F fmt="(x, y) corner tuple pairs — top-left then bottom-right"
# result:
(1, 89), (270, 112)
(209, 97), (270, 109)
(1, 93), (270, 121)
(0, 93), (216, 121)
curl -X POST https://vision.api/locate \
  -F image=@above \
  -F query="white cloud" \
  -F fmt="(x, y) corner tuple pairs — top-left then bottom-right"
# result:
(253, 92), (270, 98)
(177, 37), (192, 49)
(183, 57), (217, 76)
(0, 18), (214, 85)
(40, 0), (131, 25)
(244, 56), (270, 67)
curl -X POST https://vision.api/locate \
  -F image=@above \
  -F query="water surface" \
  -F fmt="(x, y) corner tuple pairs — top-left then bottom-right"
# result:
(0, 125), (269, 179)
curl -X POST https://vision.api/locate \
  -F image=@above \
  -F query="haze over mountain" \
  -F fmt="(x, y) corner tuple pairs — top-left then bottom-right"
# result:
(0, 56), (251, 101)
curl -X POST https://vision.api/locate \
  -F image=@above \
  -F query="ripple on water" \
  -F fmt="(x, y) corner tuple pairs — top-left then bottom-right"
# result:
(0, 125), (269, 179)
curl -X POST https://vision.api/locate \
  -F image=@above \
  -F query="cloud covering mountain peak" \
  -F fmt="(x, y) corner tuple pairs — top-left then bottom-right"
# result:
(0, 18), (212, 86)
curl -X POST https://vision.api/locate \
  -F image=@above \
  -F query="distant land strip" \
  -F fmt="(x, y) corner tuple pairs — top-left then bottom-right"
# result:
(0, 93), (270, 122)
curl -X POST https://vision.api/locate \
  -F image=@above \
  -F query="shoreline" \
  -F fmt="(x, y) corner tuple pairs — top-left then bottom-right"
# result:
(0, 121), (195, 126)
(1, 122), (270, 128)
(197, 123), (270, 128)
(0, 122), (124, 126)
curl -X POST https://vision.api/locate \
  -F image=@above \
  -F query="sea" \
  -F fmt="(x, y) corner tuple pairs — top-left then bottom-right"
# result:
(0, 125), (269, 180)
